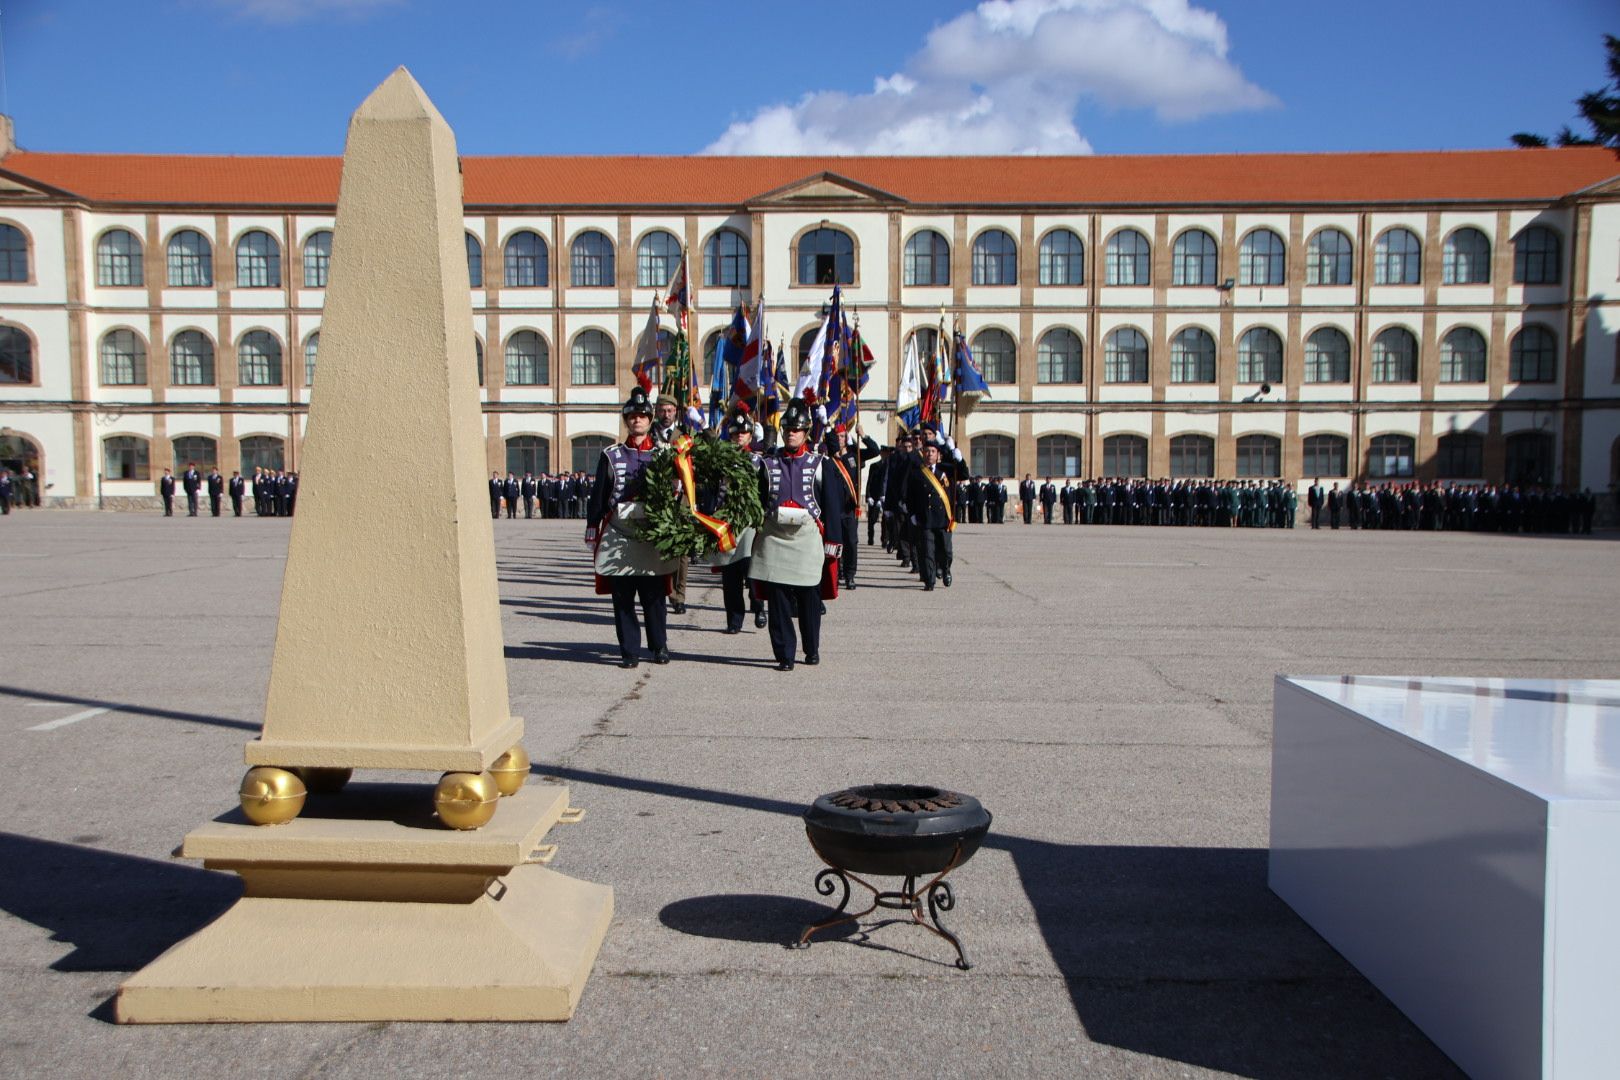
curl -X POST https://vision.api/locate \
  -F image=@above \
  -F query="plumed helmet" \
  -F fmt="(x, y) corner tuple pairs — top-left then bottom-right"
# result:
(780, 397), (811, 432)
(622, 386), (654, 418)
(723, 411), (753, 439)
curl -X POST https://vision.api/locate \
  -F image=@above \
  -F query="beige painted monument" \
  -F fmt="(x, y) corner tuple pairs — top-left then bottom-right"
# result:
(115, 68), (612, 1023)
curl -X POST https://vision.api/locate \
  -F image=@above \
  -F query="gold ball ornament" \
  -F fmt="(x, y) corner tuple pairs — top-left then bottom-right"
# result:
(295, 767), (353, 794)
(434, 771), (500, 830)
(239, 767), (307, 826)
(489, 746), (530, 796)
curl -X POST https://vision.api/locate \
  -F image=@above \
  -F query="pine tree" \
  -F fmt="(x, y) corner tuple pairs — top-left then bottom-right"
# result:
(1511, 34), (1620, 150)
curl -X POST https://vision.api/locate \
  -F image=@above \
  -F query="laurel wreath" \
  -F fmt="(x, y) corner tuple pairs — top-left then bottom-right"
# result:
(636, 438), (765, 560)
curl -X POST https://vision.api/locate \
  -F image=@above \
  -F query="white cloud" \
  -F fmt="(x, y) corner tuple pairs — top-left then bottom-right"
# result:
(214, 0), (402, 23)
(704, 0), (1277, 155)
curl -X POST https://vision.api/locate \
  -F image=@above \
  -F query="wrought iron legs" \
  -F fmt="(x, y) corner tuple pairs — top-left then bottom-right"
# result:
(794, 844), (972, 970)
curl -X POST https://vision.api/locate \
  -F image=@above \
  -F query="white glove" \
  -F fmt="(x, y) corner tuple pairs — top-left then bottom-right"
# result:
(952, 446), (964, 462)
(584, 528), (598, 549)
(944, 435), (956, 451)
(823, 543), (842, 559)
(909, 515), (919, 526)
(814, 404), (828, 423)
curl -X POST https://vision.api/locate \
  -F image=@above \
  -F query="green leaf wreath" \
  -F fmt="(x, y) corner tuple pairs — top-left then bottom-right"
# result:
(636, 437), (765, 561)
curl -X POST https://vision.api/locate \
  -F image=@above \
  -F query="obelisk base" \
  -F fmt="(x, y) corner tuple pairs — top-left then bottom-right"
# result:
(116, 782), (612, 1023)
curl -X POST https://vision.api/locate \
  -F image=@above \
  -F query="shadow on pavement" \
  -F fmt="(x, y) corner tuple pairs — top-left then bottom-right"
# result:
(0, 684), (258, 732)
(659, 893), (856, 945)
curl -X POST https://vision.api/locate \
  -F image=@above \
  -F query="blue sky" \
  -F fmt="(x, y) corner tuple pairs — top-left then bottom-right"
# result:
(1, 0), (1615, 157)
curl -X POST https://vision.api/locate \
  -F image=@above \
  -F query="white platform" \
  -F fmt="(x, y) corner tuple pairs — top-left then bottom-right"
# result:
(1269, 676), (1620, 1079)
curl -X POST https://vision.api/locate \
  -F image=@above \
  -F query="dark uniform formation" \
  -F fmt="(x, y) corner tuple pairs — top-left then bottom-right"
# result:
(1020, 478), (1301, 528)
(864, 426), (970, 590)
(1306, 480), (1599, 534)
(490, 470), (590, 520)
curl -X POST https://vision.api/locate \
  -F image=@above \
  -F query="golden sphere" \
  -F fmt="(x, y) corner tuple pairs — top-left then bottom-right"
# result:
(239, 767), (307, 826)
(489, 746), (530, 796)
(295, 767), (353, 794)
(435, 771), (500, 830)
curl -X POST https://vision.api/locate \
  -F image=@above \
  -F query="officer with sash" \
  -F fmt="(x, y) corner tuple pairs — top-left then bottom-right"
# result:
(709, 411), (767, 634)
(586, 386), (677, 668)
(751, 398), (843, 672)
(906, 438), (956, 590)
(824, 424), (874, 592)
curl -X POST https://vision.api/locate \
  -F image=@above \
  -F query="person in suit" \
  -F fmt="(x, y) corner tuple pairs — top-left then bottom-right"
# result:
(0, 469), (11, 514)
(1307, 479), (1324, 529)
(709, 412), (766, 633)
(159, 468), (176, 517)
(750, 398), (843, 671)
(906, 440), (956, 590)
(586, 387), (676, 668)
(503, 472), (519, 519)
(1038, 477), (1057, 524)
(228, 471), (245, 516)
(969, 475), (986, 524)
(206, 467), (224, 517)
(521, 472), (537, 518)
(1327, 482), (1342, 529)
(285, 472), (299, 516)
(489, 471), (503, 519)
(1019, 473), (1037, 524)
(181, 463), (202, 516)
(1060, 480), (1074, 524)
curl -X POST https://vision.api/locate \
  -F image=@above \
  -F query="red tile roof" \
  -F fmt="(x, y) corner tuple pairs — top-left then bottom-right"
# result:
(2, 148), (1616, 208)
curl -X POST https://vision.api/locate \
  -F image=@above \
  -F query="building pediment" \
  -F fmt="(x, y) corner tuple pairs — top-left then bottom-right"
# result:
(0, 168), (75, 199)
(748, 172), (905, 208)
(1570, 170), (1620, 199)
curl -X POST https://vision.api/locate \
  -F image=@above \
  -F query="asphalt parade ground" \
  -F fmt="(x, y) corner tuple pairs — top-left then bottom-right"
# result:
(1, 512), (1616, 1079)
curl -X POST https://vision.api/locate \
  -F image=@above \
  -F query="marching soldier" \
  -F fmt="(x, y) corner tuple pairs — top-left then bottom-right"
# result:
(750, 398), (843, 672)
(585, 387), (676, 668)
(906, 438), (956, 590)
(824, 424), (875, 591)
(709, 411), (767, 633)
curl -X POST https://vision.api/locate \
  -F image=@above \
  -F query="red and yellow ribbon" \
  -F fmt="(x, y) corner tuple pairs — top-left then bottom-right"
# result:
(922, 467), (956, 533)
(671, 434), (736, 554)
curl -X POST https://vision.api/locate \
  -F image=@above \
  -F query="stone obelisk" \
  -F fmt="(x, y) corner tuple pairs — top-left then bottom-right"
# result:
(115, 68), (612, 1024)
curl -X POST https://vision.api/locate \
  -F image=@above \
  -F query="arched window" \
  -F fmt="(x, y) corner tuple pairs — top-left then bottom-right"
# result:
(0, 223), (28, 281)
(170, 330), (215, 386)
(304, 332), (319, 386)
(903, 230), (950, 287)
(1104, 327), (1148, 383)
(1105, 229), (1150, 286)
(1442, 228), (1491, 285)
(1367, 433), (1416, 478)
(1239, 228), (1285, 286)
(172, 435), (218, 472)
(571, 329), (615, 385)
(504, 330), (549, 386)
(1505, 432), (1555, 486)
(1237, 326), (1282, 384)
(1036, 434), (1081, 477)
(1172, 229), (1217, 286)
(103, 435), (150, 481)
(571, 230), (615, 287)
(1302, 433), (1348, 477)
(100, 329), (147, 386)
(505, 230), (549, 288)
(475, 337), (484, 387)
(907, 327), (942, 370)
(1169, 434), (1214, 478)
(97, 229), (143, 287)
(1169, 327), (1216, 383)
(797, 326), (821, 377)
(167, 229), (213, 287)
(702, 331), (722, 384)
(239, 435), (285, 474)
(1371, 327), (1418, 383)
(1306, 228), (1353, 286)
(235, 230), (281, 288)
(969, 434), (1015, 477)
(572, 434), (612, 475)
(1235, 434), (1280, 478)
(971, 229), (1017, 286)
(1038, 228), (1083, 285)
(971, 328), (1017, 383)
(1439, 327), (1486, 383)
(302, 230), (332, 288)
(703, 228), (749, 287)
(636, 230), (680, 288)
(1510, 324), (1558, 383)
(506, 435), (551, 475)
(1304, 327), (1350, 383)
(0, 325), (34, 383)
(1374, 227), (1421, 285)
(466, 233), (483, 288)
(1435, 432), (1484, 478)
(1036, 328), (1082, 383)
(238, 330), (284, 386)
(797, 227), (853, 285)
(1102, 434), (1147, 478)
(1513, 226), (1561, 285)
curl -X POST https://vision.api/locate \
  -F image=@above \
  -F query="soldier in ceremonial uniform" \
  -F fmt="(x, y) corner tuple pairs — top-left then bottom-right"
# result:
(709, 411), (767, 633)
(885, 430), (919, 568)
(751, 398), (843, 672)
(906, 439), (956, 590)
(824, 424), (875, 591)
(586, 387), (676, 668)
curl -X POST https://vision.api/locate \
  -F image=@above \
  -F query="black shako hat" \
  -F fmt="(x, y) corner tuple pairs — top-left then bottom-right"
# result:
(722, 411), (753, 439)
(621, 385), (654, 419)
(779, 397), (811, 432)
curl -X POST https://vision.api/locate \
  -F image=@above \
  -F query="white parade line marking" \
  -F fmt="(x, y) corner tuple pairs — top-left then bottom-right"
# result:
(28, 707), (114, 732)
